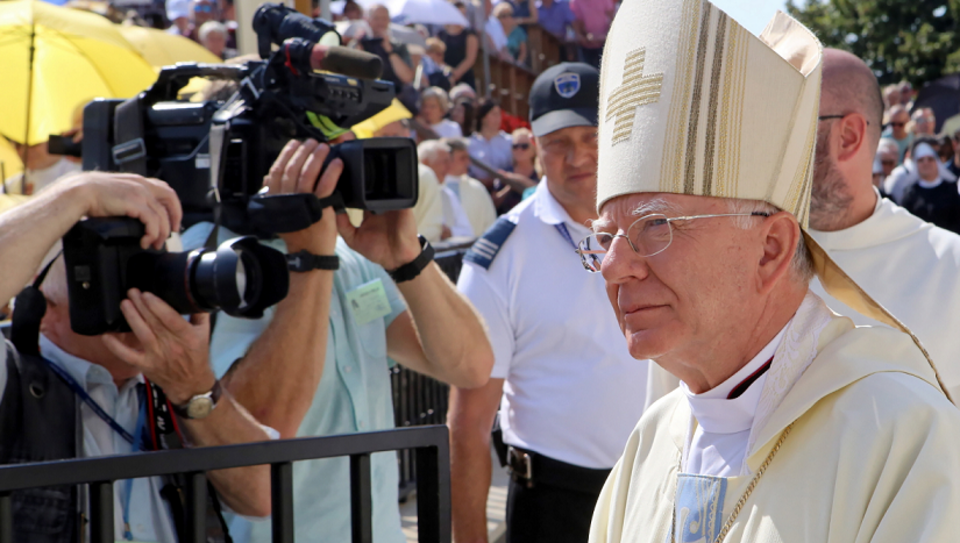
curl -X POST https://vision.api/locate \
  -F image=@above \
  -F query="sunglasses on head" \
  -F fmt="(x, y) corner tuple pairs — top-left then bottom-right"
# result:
(512, 143), (530, 150)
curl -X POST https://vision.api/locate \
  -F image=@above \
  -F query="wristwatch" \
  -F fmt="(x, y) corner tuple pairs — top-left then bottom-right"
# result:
(173, 381), (222, 420)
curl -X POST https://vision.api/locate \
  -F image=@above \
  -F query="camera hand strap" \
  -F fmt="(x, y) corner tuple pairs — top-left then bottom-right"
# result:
(247, 192), (345, 234)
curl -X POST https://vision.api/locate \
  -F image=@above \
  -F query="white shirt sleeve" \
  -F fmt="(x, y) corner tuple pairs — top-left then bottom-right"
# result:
(415, 165), (445, 243)
(457, 263), (514, 379)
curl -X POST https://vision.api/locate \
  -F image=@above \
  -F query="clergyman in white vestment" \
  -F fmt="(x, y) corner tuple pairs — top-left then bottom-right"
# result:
(583, 2), (960, 542)
(807, 49), (960, 400)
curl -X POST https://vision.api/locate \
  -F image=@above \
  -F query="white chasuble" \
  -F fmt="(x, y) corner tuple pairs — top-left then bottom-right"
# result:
(808, 194), (960, 399)
(590, 291), (960, 543)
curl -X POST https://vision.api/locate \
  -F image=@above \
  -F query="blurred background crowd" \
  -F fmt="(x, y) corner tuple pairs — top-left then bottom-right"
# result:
(0, 0), (617, 236)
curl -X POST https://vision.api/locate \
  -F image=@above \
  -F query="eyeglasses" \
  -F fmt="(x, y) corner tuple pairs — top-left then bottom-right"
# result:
(512, 143), (530, 150)
(819, 113), (870, 126)
(891, 122), (906, 127)
(575, 212), (771, 272)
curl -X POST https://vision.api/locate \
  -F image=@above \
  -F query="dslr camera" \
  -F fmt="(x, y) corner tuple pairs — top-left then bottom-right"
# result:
(63, 4), (418, 335)
(63, 218), (288, 335)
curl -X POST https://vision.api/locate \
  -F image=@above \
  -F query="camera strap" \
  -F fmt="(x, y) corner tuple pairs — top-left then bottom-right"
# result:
(112, 97), (148, 175)
(247, 192), (345, 233)
(11, 252), (60, 356)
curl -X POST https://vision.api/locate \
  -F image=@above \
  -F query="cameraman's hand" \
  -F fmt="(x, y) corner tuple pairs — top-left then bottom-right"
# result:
(265, 139), (343, 254)
(60, 172), (182, 250)
(336, 207), (421, 271)
(102, 289), (215, 406)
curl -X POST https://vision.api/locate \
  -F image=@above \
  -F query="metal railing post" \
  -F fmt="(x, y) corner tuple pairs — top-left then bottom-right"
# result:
(89, 481), (114, 543)
(185, 472), (207, 543)
(415, 444), (450, 543)
(271, 462), (294, 543)
(350, 453), (372, 543)
(0, 493), (12, 543)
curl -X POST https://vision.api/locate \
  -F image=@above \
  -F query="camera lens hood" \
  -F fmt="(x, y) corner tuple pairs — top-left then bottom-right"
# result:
(192, 236), (290, 318)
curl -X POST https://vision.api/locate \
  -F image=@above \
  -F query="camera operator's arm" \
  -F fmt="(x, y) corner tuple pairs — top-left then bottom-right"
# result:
(337, 212), (494, 388)
(103, 290), (272, 518)
(0, 172), (181, 304)
(215, 140), (342, 439)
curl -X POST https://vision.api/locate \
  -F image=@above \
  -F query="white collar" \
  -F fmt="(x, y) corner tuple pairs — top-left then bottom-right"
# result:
(533, 178), (584, 228)
(681, 326), (787, 434)
(917, 176), (944, 189)
(39, 334), (142, 392)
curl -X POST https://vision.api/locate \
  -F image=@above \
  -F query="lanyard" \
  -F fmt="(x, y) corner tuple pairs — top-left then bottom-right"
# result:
(40, 357), (137, 445)
(554, 223), (579, 252)
(41, 357), (148, 540)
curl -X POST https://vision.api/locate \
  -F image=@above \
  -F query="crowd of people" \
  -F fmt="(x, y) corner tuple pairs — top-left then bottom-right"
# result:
(9, 0), (960, 543)
(869, 83), (960, 234)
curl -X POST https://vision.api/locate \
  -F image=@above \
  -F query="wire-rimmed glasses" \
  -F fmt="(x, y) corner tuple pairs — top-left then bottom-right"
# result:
(575, 212), (771, 272)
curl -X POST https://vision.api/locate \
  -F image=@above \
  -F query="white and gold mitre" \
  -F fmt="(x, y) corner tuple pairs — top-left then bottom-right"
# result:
(595, 0), (833, 319)
(596, 0), (953, 402)
(596, 0), (820, 222)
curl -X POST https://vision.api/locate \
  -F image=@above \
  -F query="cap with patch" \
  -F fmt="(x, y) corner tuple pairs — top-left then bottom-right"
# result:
(529, 62), (600, 137)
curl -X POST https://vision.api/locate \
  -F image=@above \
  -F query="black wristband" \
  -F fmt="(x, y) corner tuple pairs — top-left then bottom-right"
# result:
(388, 235), (434, 283)
(287, 250), (339, 272)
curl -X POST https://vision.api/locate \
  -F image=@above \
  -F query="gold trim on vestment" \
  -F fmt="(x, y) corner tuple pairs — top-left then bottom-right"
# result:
(683, 3), (713, 195)
(702, 13), (727, 195)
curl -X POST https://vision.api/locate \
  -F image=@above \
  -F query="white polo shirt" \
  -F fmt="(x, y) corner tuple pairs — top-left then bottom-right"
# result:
(457, 181), (649, 469)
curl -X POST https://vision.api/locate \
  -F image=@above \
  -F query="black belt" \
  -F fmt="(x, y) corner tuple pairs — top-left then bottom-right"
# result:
(506, 446), (611, 495)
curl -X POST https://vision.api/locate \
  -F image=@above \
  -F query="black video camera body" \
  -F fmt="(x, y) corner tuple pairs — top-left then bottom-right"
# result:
(82, 3), (419, 236)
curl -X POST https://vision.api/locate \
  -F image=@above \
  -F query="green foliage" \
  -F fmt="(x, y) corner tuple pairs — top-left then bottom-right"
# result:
(786, 0), (960, 86)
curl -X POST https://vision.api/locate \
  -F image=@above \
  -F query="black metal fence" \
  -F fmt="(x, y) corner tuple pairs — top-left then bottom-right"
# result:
(0, 426), (451, 543)
(391, 243), (470, 502)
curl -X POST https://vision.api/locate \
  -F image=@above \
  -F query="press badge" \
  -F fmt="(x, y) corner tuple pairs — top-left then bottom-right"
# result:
(346, 279), (391, 325)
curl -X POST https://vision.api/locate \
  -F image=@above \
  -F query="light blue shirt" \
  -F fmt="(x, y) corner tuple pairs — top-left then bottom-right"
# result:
(468, 131), (514, 180)
(181, 223), (408, 543)
(0, 335), (179, 542)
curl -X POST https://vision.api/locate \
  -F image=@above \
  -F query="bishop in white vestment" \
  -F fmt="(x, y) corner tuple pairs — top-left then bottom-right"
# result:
(584, 1), (960, 541)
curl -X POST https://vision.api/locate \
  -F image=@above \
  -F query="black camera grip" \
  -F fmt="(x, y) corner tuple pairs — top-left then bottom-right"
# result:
(247, 192), (345, 234)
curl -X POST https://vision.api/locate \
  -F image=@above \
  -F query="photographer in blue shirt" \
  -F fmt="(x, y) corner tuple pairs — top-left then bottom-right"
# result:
(181, 139), (495, 543)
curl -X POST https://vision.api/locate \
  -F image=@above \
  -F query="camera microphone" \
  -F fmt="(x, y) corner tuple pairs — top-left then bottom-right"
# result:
(311, 45), (384, 80)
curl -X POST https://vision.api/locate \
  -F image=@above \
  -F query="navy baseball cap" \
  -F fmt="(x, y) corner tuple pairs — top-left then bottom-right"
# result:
(529, 62), (600, 137)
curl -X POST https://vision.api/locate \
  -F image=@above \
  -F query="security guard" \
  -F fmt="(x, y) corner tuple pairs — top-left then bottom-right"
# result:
(450, 63), (650, 543)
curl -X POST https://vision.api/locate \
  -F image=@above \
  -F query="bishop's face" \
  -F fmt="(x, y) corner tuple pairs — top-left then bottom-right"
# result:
(595, 193), (763, 373)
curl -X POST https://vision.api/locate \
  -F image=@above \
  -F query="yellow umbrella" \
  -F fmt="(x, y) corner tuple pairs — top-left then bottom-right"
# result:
(118, 24), (221, 68)
(0, 0), (158, 146)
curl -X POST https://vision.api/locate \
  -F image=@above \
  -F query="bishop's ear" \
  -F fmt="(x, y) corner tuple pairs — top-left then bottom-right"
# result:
(756, 211), (802, 294)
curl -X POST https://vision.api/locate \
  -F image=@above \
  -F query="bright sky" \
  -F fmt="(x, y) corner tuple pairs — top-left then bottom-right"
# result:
(711, 0), (792, 36)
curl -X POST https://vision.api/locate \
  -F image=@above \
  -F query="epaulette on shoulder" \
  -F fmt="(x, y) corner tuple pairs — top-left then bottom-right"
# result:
(464, 217), (517, 270)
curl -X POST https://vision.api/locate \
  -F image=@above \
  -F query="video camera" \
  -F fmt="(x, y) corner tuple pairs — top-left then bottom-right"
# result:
(62, 4), (419, 335)
(82, 3), (419, 235)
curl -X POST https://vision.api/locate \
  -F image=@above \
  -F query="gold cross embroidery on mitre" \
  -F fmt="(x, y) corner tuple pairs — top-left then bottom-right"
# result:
(605, 48), (664, 145)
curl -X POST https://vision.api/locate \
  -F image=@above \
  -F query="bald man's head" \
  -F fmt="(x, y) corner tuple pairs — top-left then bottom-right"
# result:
(821, 48), (884, 145)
